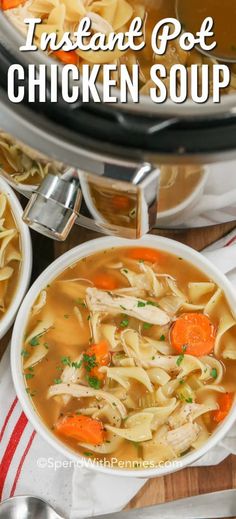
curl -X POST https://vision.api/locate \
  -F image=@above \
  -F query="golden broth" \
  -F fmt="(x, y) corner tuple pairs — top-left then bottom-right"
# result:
(178, 0), (236, 60)
(158, 166), (204, 213)
(23, 247), (236, 469)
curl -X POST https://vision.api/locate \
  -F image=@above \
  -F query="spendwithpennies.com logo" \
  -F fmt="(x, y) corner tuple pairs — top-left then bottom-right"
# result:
(36, 457), (183, 471)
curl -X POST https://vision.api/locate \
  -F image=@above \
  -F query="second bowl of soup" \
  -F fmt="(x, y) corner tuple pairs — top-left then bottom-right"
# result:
(0, 176), (32, 338)
(11, 236), (236, 477)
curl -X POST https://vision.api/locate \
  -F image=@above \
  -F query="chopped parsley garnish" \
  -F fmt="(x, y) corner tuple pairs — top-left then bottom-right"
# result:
(61, 356), (71, 366)
(54, 378), (62, 384)
(83, 451), (94, 457)
(179, 379), (185, 385)
(143, 322), (153, 330)
(82, 354), (97, 372)
(29, 335), (40, 347)
(120, 317), (129, 328)
(71, 361), (81, 369)
(21, 349), (29, 357)
(185, 397), (193, 403)
(210, 368), (217, 379)
(176, 354), (184, 366)
(123, 269), (128, 274)
(159, 334), (165, 341)
(25, 373), (34, 380)
(44, 342), (49, 349)
(87, 314), (91, 321)
(64, 314), (70, 319)
(87, 376), (101, 389)
(137, 301), (146, 307)
(75, 298), (86, 307)
(147, 300), (159, 307)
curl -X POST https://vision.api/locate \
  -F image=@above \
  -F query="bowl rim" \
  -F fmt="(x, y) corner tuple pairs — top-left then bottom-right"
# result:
(11, 235), (236, 478)
(0, 176), (32, 339)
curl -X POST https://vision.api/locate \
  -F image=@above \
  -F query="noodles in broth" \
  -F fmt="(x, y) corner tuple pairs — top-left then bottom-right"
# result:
(22, 246), (236, 468)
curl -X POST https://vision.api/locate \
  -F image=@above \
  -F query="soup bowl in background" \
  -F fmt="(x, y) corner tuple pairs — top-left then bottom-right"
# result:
(11, 235), (236, 478)
(0, 176), (32, 339)
(156, 167), (209, 226)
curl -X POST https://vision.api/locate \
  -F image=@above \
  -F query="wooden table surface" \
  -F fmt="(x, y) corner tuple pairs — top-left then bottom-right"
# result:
(1, 217), (236, 514)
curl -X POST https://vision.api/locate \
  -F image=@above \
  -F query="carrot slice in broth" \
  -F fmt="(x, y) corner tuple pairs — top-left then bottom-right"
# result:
(127, 247), (163, 263)
(55, 414), (105, 445)
(213, 393), (234, 423)
(171, 313), (216, 357)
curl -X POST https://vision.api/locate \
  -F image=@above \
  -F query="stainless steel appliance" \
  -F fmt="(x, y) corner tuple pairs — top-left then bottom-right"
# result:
(0, 10), (236, 240)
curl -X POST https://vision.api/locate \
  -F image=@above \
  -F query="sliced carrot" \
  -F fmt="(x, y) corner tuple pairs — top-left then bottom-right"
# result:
(171, 313), (216, 357)
(86, 340), (110, 364)
(92, 273), (118, 290)
(1, 0), (26, 9)
(112, 195), (130, 211)
(213, 393), (234, 423)
(55, 414), (105, 445)
(127, 247), (163, 263)
(85, 340), (111, 381)
(53, 50), (78, 65)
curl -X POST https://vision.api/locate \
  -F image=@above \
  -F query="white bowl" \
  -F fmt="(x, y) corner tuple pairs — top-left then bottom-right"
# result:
(11, 235), (236, 478)
(0, 177), (32, 339)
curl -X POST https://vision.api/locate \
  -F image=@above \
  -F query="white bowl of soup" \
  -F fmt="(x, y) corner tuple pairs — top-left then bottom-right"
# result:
(11, 236), (236, 478)
(0, 176), (32, 338)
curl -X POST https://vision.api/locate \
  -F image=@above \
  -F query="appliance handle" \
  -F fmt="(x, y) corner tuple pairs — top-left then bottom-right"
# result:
(115, 111), (178, 135)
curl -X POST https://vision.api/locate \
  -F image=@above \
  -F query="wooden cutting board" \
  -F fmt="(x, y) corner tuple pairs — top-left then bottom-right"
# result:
(1, 219), (236, 514)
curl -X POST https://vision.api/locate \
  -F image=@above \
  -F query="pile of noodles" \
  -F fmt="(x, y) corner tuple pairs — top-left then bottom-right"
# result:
(0, 192), (21, 314)
(0, 131), (63, 185)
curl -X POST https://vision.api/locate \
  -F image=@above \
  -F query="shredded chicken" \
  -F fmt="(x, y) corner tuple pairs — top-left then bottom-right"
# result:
(47, 382), (127, 418)
(166, 422), (201, 454)
(86, 288), (170, 325)
(168, 403), (218, 429)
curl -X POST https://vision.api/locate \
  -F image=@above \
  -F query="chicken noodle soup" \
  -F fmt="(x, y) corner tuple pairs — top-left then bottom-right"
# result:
(0, 131), (63, 186)
(0, 192), (21, 316)
(3, 0), (236, 96)
(22, 246), (236, 468)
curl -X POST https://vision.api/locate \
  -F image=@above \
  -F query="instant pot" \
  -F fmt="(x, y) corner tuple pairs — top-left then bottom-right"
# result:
(0, 10), (236, 240)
